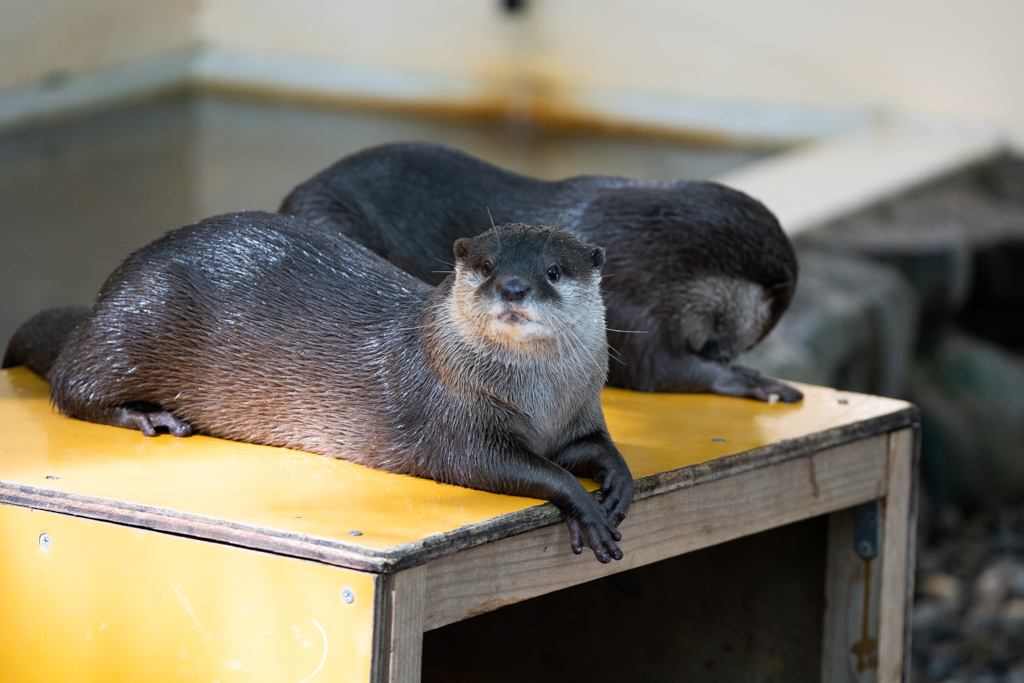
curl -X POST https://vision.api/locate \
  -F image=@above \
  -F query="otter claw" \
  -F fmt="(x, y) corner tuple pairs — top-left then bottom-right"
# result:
(149, 411), (193, 437)
(748, 380), (802, 403)
(598, 475), (635, 528)
(121, 408), (192, 437)
(713, 366), (804, 403)
(566, 513), (623, 563)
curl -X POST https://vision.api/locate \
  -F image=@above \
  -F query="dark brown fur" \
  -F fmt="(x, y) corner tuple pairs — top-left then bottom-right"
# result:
(6, 211), (632, 562)
(2, 305), (89, 376)
(280, 142), (803, 402)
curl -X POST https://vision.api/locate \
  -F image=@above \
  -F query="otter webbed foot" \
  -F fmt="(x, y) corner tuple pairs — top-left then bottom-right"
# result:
(567, 506), (623, 563)
(113, 406), (193, 437)
(712, 366), (803, 403)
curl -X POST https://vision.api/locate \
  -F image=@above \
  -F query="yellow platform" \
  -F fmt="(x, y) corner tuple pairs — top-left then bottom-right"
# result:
(0, 367), (918, 682)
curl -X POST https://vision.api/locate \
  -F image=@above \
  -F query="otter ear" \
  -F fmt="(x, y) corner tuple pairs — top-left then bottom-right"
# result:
(587, 247), (605, 270)
(453, 238), (472, 262)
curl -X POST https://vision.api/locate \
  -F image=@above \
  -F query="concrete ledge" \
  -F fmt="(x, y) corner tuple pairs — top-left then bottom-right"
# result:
(0, 52), (193, 132)
(715, 123), (1007, 235)
(192, 48), (482, 106)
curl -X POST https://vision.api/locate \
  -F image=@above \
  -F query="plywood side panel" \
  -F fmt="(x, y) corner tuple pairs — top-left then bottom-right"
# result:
(0, 504), (375, 683)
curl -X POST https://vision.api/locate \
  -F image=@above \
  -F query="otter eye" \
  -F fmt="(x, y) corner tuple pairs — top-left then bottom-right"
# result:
(481, 260), (493, 276)
(546, 265), (561, 282)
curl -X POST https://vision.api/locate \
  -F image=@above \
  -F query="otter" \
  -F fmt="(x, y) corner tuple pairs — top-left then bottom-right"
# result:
(4, 211), (632, 562)
(280, 142), (802, 402)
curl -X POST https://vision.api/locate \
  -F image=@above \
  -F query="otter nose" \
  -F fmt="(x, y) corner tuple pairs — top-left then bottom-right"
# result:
(497, 280), (531, 302)
(698, 339), (731, 361)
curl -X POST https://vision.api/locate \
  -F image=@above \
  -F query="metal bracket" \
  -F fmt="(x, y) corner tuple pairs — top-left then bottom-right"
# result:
(853, 499), (880, 559)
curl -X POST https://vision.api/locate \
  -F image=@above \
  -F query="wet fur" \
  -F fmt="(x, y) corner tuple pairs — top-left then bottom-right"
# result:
(10, 212), (632, 561)
(280, 142), (802, 401)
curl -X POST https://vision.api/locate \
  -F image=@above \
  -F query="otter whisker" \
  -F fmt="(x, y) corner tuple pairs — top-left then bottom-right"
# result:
(562, 325), (589, 358)
(435, 258), (455, 267)
(486, 207), (500, 247)
(604, 336), (625, 360)
(544, 213), (563, 248)
(553, 325), (567, 369)
(606, 328), (648, 334)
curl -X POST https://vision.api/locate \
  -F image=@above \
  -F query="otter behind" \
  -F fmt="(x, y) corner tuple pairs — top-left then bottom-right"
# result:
(280, 142), (802, 403)
(8, 211), (632, 562)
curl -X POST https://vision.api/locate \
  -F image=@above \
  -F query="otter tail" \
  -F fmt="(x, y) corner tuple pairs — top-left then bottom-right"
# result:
(3, 305), (90, 378)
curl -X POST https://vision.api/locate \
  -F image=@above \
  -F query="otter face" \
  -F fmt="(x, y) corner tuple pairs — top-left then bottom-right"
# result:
(673, 276), (777, 363)
(450, 223), (606, 349)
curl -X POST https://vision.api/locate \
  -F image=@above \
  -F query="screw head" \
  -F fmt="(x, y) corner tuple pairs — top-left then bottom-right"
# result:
(341, 588), (355, 604)
(712, 438), (725, 443)
(39, 533), (51, 549)
(857, 540), (873, 556)
(348, 530), (363, 536)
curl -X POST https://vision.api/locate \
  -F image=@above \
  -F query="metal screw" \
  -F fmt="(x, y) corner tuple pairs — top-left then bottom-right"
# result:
(348, 530), (363, 536)
(838, 398), (849, 405)
(712, 438), (725, 443)
(45, 475), (59, 480)
(857, 540), (873, 557)
(341, 588), (355, 604)
(39, 533), (51, 549)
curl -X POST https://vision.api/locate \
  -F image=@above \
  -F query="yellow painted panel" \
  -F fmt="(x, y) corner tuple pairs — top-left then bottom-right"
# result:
(0, 504), (375, 683)
(0, 367), (910, 551)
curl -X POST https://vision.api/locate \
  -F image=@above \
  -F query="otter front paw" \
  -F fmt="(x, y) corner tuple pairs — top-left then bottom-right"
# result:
(597, 468), (634, 528)
(566, 506), (624, 563)
(712, 366), (803, 403)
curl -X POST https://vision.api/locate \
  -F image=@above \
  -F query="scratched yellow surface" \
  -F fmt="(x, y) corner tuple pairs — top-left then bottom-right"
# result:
(0, 503), (375, 683)
(0, 367), (910, 551)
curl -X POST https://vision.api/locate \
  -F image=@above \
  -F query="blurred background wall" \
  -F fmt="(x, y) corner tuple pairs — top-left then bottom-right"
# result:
(2, 0), (1023, 145)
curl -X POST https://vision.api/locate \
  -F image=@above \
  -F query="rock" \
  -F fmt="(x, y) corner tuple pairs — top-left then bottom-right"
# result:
(799, 155), (1024, 322)
(1006, 659), (1024, 683)
(737, 249), (919, 397)
(920, 639), (968, 680)
(921, 572), (965, 606)
(1000, 598), (1024, 638)
(915, 598), (959, 641)
(976, 564), (1012, 603)
(909, 331), (1024, 505)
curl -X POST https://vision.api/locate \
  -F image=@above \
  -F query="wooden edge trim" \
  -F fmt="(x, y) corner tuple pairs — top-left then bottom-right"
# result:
(0, 484), (392, 573)
(369, 566), (427, 683)
(904, 425), (922, 682)
(876, 427), (918, 683)
(369, 573), (392, 683)
(0, 406), (916, 574)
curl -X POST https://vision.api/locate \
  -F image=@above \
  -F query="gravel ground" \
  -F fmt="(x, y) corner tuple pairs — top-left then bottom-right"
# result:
(914, 506), (1024, 682)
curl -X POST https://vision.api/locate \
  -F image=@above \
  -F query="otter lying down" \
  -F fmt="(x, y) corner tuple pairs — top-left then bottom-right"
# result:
(4, 211), (634, 563)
